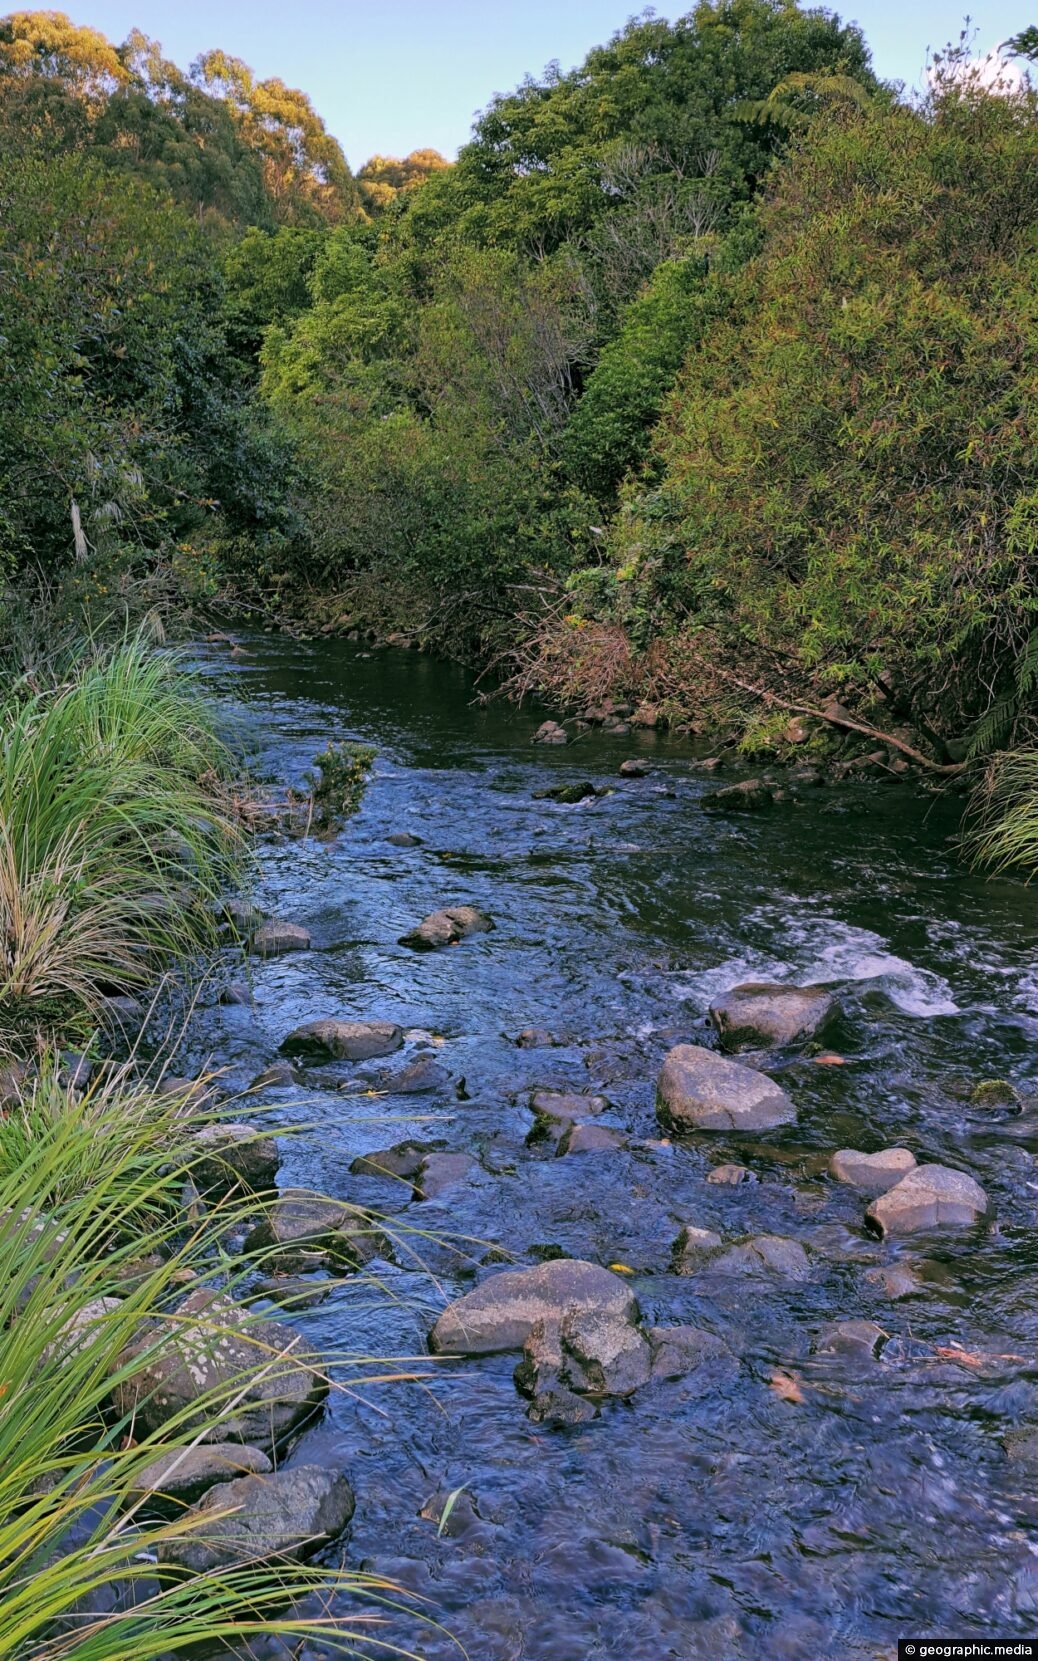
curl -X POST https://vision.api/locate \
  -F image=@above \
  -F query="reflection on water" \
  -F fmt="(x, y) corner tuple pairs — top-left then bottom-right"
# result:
(184, 636), (1038, 1658)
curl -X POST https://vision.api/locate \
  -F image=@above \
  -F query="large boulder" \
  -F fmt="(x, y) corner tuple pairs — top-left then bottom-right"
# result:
(250, 920), (310, 958)
(243, 1191), (389, 1272)
(708, 983), (835, 1051)
(657, 1045), (795, 1132)
(280, 1018), (402, 1061)
(514, 1309), (651, 1403)
(400, 906), (494, 950)
(830, 1147), (916, 1194)
(111, 1290), (326, 1445)
(865, 1164), (989, 1236)
(157, 1465), (354, 1573)
(187, 1123), (281, 1196)
(430, 1258), (638, 1356)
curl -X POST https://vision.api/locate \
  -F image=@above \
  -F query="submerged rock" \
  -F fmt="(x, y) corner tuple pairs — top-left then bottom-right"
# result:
(556, 1122), (625, 1155)
(830, 1147), (916, 1194)
(657, 1045), (796, 1132)
(387, 831), (422, 847)
(112, 1290), (326, 1445)
(671, 1224), (725, 1273)
(250, 920), (311, 957)
(515, 1027), (557, 1049)
(619, 758), (650, 778)
(866, 1164), (989, 1236)
(534, 781), (598, 804)
(158, 1465), (354, 1573)
(349, 1141), (441, 1180)
(400, 905), (494, 950)
(647, 1325), (735, 1382)
(250, 1061), (298, 1090)
(709, 983), (835, 1051)
(280, 1018), (403, 1061)
(706, 1163), (757, 1185)
(379, 1054), (449, 1094)
(414, 1152), (479, 1200)
(864, 1264), (921, 1300)
(430, 1258), (638, 1356)
(244, 1191), (389, 1272)
(713, 1234), (811, 1279)
(970, 1078), (1023, 1111)
(814, 1319), (886, 1360)
(701, 779), (774, 813)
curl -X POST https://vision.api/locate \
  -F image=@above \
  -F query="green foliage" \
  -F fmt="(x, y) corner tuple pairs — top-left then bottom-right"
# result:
(603, 78), (1038, 738)
(0, 634), (244, 1043)
(303, 740), (376, 831)
(963, 749), (1038, 874)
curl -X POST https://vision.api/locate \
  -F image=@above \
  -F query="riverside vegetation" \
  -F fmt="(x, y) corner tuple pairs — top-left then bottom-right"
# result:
(5, 3), (1038, 1654)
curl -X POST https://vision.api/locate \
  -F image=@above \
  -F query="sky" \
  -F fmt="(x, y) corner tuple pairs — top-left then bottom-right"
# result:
(69, 0), (1021, 167)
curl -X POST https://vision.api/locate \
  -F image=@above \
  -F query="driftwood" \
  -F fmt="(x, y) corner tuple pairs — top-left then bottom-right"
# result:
(716, 669), (966, 775)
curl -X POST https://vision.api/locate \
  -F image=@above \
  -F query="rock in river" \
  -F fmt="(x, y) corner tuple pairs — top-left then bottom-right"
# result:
(130, 1443), (272, 1509)
(709, 983), (835, 1051)
(400, 905), (494, 950)
(657, 1044), (796, 1132)
(430, 1258), (638, 1356)
(671, 1224), (724, 1273)
(556, 1122), (625, 1155)
(112, 1289), (326, 1445)
(158, 1465), (354, 1573)
(533, 720), (568, 745)
(414, 1152), (479, 1200)
(244, 1190), (390, 1271)
(865, 1163), (989, 1236)
(830, 1147), (916, 1194)
(712, 1234), (811, 1280)
(701, 779), (774, 813)
(187, 1122), (281, 1196)
(250, 920), (311, 957)
(280, 1018), (403, 1061)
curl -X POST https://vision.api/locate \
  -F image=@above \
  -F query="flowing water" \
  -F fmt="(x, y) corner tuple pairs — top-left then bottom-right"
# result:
(182, 634), (1038, 1660)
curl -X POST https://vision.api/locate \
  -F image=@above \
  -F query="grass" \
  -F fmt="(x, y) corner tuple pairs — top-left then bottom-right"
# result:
(964, 749), (1038, 877)
(0, 631), (246, 1047)
(0, 1066), (430, 1659)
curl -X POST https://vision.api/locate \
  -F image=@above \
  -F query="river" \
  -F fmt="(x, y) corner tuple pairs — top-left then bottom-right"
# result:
(181, 633), (1038, 1660)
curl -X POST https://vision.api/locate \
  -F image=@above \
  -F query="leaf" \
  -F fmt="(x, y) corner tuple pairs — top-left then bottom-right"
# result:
(608, 1262), (635, 1274)
(812, 1052), (846, 1066)
(436, 1483), (470, 1537)
(769, 1369), (806, 1404)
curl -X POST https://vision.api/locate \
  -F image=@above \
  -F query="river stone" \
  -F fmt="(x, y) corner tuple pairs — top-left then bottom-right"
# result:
(280, 1018), (403, 1061)
(43, 1297), (123, 1366)
(516, 1027), (556, 1049)
(830, 1147), (916, 1194)
(671, 1225), (725, 1273)
(414, 1152), (479, 1200)
(187, 1123), (281, 1195)
(533, 720), (567, 745)
(657, 1045), (796, 1132)
(647, 1325), (735, 1382)
(218, 982), (252, 1007)
(387, 831), (422, 847)
(219, 898), (264, 935)
(430, 1258), (638, 1356)
(713, 1234), (811, 1279)
(558, 1307), (651, 1395)
(814, 1319), (886, 1359)
(557, 1122), (625, 1155)
(618, 758), (650, 777)
(111, 1290), (326, 1445)
(157, 1465), (354, 1573)
(250, 920), (311, 957)
(707, 1162), (757, 1185)
(350, 1141), (441, 1180)
(380, 1054), (450, 1094)
(709, 983), (835, 1051)
(400, 905), (494, 950)
(864, 1264), (921, 1300)
(250, 1061), (297, 1089)
(130, 1443), (272, 1508)
(530, 1090), (607, 1123)
(244, 1191), (389, 1272)
(701, 779), (774, 812)
(866, 1163), (989, 1236)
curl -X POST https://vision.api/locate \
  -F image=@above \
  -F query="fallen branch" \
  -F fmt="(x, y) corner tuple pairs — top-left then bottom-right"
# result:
(715, 668), (966, 774)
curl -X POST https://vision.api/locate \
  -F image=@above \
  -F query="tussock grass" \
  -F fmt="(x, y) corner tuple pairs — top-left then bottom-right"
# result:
(964, 749), (1038, 877)
(0, 632), (245, 1045)
(0, 1068), (430, 1659)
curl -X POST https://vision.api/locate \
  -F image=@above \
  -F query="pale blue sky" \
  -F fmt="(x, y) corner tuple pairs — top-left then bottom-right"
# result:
(66, 0), (1019, 167)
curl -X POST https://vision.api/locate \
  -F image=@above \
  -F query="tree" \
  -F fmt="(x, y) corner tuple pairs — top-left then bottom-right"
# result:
(357, 148), (450, 214)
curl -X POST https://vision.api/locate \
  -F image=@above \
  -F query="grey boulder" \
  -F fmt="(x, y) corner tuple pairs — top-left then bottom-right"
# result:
(414, 1152), (479, 1200)
(112, 1290), (326, 1445)
(866, 1164), (988, 1236)
(158, 1465), (354, 1573)
(187, 1122), (280, 1196)
(830, 1147), (916, 1194)
(280, 1018), (403, 1061)
(250, 920), (310, 958)
(671, 1225), (724, 1274)
(657, 1045), (795, 1132)
(556, 1122), (625, 1155)
(430, 1258), (638, 1356)
(709, 983), (835, 1051)
(713, 1234), (811, 1280)
(130, 1443), (272, 1509)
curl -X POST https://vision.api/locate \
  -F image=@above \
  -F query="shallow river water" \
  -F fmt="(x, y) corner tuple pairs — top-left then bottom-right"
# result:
(182, 634), (1038, 1660)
